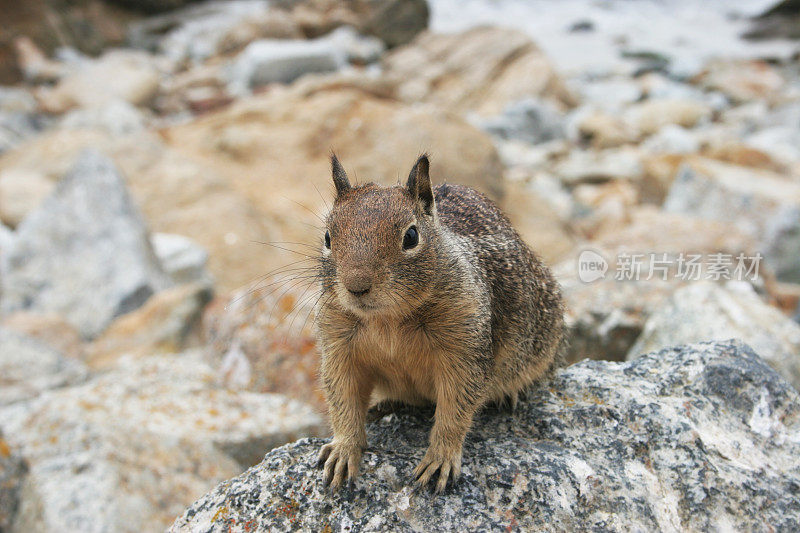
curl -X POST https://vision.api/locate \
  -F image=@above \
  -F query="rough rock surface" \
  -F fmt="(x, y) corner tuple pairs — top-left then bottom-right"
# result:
(0, 327), (88, 406)
(0, 150), (171, 338)
(171, 340), (800, 532)
(0, 352), (327, 533)
(0, 428), (27, 531)
(629, 282), (800, 391)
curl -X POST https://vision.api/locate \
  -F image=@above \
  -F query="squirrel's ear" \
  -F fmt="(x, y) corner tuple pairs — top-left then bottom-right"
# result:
(330, 154), (350, 196)
(406, 154), (434, 215)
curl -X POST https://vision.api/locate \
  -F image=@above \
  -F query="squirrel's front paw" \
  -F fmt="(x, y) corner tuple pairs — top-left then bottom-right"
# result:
(316, 441), (362, 491)
(413, 446), (462, 493)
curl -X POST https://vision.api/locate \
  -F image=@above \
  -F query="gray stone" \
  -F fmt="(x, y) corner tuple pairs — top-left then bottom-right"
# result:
(0, 428), (27, 531)
(127, 1), (277, 63)
(0, 352), (327, 533)
(476, 98), (565, 145)
(0, 328), (88, 406)
(227, 36), (347, 94)
(151, 232), (212, 286)
(0, 150), (171, 339)
(664, 160), (800, 283)
(170, 340), (800, 532)
(0, 112), (47, 155)
(629, 281), (800, 390)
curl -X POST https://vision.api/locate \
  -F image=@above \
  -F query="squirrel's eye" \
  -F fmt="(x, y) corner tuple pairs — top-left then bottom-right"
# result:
(324, 230), (331, 249)
(402, 225), (419, 250)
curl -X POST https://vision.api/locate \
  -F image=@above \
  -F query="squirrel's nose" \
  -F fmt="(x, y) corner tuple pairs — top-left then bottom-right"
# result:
(343, 277), (372, 296)
(348, 287), (370, 297)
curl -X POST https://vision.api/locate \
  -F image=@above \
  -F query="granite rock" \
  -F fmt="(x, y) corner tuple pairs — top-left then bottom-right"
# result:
(0, 352), (327, 533)
(171, 340), (800, 532)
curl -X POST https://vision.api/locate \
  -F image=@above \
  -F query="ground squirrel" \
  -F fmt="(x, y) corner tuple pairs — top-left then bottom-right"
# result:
(315, 154), (564, 492)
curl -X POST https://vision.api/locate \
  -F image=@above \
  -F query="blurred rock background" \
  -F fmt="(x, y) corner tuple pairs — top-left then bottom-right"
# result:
(0, 0), (799, 531)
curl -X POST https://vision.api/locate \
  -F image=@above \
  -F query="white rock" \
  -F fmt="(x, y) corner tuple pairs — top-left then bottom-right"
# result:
(641, 124), (700, 154)
(0, 150), (171, 339)
(628, 282), (800, 390)
(151, 233), (212, 286)
(227, 35), (348, 94)
(59, 100), (146, 136)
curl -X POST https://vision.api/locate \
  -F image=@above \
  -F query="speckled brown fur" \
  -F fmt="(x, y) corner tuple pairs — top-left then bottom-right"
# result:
(315, 154), (564, 493)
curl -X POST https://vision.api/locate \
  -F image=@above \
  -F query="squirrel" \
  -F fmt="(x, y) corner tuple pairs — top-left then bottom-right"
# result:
(315, 154), (564, 493)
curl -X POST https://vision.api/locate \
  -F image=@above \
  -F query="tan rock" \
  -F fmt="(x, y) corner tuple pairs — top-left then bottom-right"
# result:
(86, 283), (213, 369)
(625, 99), (712, 137)
(639, 153), (686, 204)
(577, 112), (636, 149)
(695, 59), (786, 104)
(1, 312), (83, 361)
(502, 182), (576, 265)
(703, 140), (786, 173)
(0, 168), (53, 227)
(36, 50), (160, 113)
(382, 26), (576, 117)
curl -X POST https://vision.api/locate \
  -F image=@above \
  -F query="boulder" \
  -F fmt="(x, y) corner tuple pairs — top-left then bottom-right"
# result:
(85, 282), (213, 369)
(383, 26), (575, 117)
(171, 340), (800, 532)
(0, 429), (27, 531)
(0, 328), (88, 406)
(629, 282), (800, 390)
(0, 110), (47, 155)
(160, 84), (505, 276)
(0, 150), (171, 339)
(0, 352), (327, 533)
(664, 158), (800, 282)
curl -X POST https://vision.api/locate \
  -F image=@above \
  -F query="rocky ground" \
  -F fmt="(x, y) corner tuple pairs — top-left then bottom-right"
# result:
(0, 0), (800, 531)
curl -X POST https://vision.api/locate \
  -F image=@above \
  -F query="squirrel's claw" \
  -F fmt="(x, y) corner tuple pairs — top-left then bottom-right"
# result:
(413, 450), (461, 493)
(317, 442), (361, 492)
